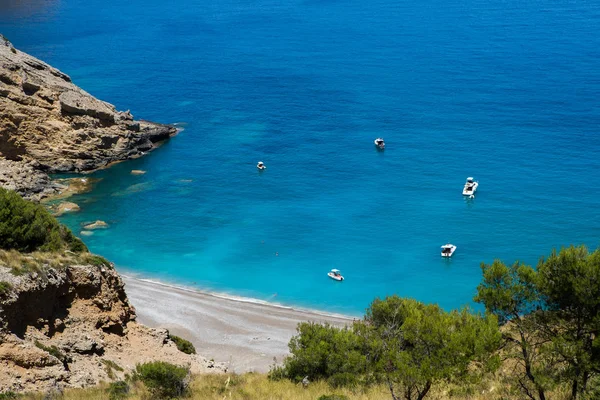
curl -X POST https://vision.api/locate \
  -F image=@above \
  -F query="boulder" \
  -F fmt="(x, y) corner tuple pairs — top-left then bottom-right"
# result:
(83, 221), (108, 230)
(53, 201), (80, 216)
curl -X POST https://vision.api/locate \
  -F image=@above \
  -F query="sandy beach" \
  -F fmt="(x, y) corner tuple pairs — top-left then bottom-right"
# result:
(121, 276), (355, 373)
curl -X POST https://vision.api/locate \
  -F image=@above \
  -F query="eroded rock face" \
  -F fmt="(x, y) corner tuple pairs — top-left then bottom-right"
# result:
(0, 158), (66, 201)
(0, 35), (177, 199)
(0, 262), (224, 393)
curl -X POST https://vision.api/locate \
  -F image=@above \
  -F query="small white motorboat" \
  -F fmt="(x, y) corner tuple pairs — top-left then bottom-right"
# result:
(328, 268), (344, 281)
(257, 161), (266, 170)
(441, 244), (457, 257)
(462, 177), (478, 196)
(374, 138), (385, 150)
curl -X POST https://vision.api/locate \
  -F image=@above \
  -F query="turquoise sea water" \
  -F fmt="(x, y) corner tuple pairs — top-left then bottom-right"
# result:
(1, 0), (599, 315)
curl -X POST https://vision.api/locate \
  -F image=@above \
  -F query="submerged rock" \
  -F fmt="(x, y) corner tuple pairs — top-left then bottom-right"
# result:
(83, 220), (108, 230)
(111, 182), (154, 197)
(52, 201), (80, 216)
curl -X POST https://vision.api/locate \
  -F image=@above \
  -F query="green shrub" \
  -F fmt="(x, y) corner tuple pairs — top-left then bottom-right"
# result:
(81, 254), (111, 268)
(0, 392), (18, 400)
(274, 322), (368, 384)
(0, 281), (12, 296)
(34, 340), (67, 364)
(134, 361), (190, 399)
(102, 359), (124, 379)
(0, 188), (87, 253)
(267, 364), (287, 381)
(170, 334), (196, 355)
(107, 380), (129, 400)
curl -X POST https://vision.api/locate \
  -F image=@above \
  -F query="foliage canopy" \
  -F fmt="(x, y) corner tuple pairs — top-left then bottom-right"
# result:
(274, 296), (501, 400)
(0, 188), (86, 253)
(476, 245), (600, 400)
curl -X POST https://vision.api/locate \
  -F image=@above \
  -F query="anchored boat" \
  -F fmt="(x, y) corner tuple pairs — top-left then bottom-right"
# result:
(441, 244), (457, 257)
(328, 269), (344, 281)
(462, 177), (478, 196)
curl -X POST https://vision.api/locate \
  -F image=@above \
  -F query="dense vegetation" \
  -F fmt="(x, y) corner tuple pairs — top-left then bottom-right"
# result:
(0, 188), (86, 253)
(475, 245), (600, 400)
(272, 245), (600, 400)
(271, 298), (500, 400)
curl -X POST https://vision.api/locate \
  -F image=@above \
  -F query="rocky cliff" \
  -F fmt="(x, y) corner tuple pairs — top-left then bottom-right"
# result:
(0, 35), (177, 201)
(0, 255), (222, 393)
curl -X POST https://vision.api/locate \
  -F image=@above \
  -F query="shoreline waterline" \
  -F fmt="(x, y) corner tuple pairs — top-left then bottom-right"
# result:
(120, 273), (354, 372)
(120, 272), (360, 321)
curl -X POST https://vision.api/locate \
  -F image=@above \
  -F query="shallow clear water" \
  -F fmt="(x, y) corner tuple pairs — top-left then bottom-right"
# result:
(2, 0), (599, 314)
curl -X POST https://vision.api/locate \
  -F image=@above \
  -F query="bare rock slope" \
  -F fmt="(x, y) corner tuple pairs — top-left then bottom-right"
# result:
(0, 35), (176, 200)
(0, 260), (223, 393)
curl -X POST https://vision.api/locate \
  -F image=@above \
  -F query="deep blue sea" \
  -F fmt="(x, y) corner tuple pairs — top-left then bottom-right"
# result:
(1, 0), (599, 315)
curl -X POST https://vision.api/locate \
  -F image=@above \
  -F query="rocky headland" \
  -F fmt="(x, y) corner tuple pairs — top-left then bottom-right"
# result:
(0, 35), (219, 395)
(0, 35), (176, 201)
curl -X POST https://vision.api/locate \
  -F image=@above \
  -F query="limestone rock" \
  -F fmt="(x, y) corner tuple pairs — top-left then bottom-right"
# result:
(0, 259), (223, 393)
(83, 220), (108, 230)
(0, 35), (177, 200)
(0, 158), (65, 201)
(58, 334), (104, 355)
(52, 201), (80, 216)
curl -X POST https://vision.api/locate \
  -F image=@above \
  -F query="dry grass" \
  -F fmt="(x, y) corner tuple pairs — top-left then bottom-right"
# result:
(0, 250), (45, 275)
(186, 373), (389, 400)
(10, 372), (521, 400)
(15, 374), (387, 400)
(12, 370), (578, 400)
(0, 250), (111, 276)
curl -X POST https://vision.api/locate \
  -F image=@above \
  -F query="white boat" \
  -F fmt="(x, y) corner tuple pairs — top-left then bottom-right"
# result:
(462, 177), (478, 196)
(374, 138), (385, 150)
(328, 269), (344, 281)
(257, 161), (266, 170)
(441, 244), (457, 257)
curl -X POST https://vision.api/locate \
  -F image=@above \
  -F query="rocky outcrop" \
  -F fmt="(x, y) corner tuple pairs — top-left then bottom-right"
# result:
(0, 261), (224, 393)
(0, 158), (65, 201)
(0, 35), (177, 200)
(82, 220), (108, 230)
(51, 201), (80, 217)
